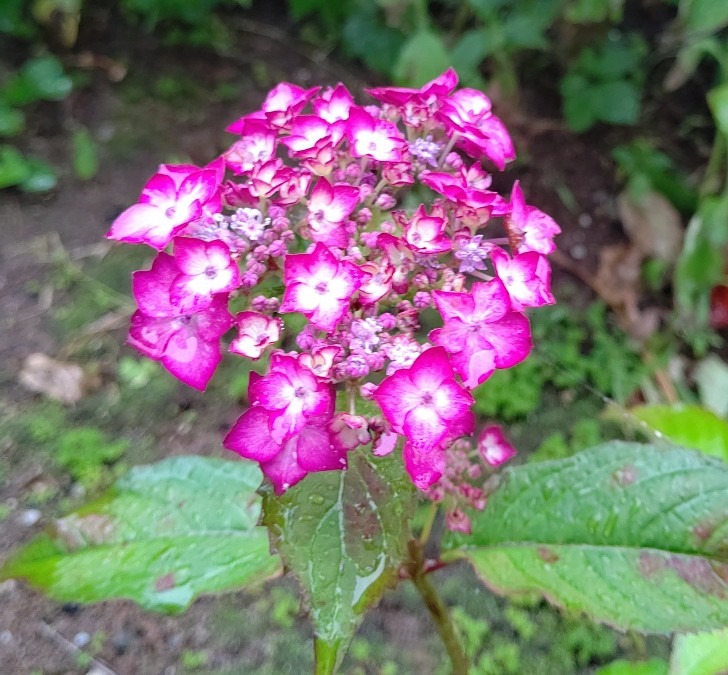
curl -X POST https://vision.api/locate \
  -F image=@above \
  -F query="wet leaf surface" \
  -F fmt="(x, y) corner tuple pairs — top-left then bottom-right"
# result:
(1, 456), (280, 612)
(444, 442), (728, 632)
(260, 450), (416, 671)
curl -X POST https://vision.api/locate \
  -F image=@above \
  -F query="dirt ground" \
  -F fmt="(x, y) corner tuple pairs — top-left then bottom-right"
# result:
(0, 4), (680, 675)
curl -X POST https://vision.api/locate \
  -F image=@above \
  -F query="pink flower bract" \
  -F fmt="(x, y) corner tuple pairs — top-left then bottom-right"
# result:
(373, 347), (474, 489)
(430, 280), (532, 389)
(280, 243), (369, 331)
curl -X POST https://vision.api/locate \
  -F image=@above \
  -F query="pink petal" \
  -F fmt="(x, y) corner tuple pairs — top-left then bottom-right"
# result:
(402, 442), (445, 490)
(261, 441), (309, 495)
(224, 406), (281, 463)
(477, 425), (517, 467)
(296, 421), (348, 471)
(161, 327), (222, 391)
(131, 252), (178, 317)
(403, 406), (448, 452)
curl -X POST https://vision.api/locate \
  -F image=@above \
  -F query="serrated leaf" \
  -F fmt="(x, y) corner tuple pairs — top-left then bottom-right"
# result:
(670, 628), (728, 675)
(393, 29), (451, 87)
(629, 404), (728, 460)
(260, 450), (415, 672)
(1, 456), (280, 612)
(444, 442), (728, 633)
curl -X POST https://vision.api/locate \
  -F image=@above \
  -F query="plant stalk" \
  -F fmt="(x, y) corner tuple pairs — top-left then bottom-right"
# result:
(408, 540), (468, 674)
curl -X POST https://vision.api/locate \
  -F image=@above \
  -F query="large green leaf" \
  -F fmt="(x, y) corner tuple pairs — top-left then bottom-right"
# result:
(629, 404), (728, 460)
(1, 456), (280, 612)
(260, 450), (415, 673)
(444, 442), (728, 633)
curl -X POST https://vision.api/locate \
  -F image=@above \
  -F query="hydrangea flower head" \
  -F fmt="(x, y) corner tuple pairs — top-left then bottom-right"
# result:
(112, 70), (560, 494)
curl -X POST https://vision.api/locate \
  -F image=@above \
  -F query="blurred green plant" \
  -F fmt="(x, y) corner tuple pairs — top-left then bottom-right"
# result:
(472, 302), (650, 422)
(561, 33), (648, 131)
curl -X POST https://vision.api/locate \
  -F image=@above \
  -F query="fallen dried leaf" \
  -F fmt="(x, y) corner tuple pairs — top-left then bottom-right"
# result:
(18, 353), (97, 404)
(618, 189), (683, 263)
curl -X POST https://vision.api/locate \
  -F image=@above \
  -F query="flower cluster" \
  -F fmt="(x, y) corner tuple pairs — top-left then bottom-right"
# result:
(108, 69), (559, 496)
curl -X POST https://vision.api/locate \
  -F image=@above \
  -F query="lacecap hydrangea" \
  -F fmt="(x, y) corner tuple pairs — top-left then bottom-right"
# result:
(108, 69), (560, 519)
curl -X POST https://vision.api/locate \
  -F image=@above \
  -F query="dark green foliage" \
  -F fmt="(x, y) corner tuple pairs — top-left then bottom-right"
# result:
(473, 303), (649, 422)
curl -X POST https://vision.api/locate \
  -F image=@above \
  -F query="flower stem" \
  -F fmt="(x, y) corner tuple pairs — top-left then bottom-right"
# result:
(408, 540), (468, 674)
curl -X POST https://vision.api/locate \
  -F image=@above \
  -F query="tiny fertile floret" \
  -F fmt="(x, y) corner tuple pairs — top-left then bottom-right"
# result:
(108, 69), (560, 503)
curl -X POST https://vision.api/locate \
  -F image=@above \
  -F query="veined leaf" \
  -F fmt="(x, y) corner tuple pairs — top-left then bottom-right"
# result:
(1, 456), (280, 612)
(261, 450), (415, 673)
(445, 442), (728, 633)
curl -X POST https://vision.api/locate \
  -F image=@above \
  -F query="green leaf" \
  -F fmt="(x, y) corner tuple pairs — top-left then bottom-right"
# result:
(0, 145), (32, 188)
(612, 140), (698, 215)
(681, 0), (728, 35)
(707, 83), (728, 140)
(260, 450), (415, 672)
(0, 105), (25, 137)
(595, 658), (668, 675)
(72, 127), (98, 180)
(342, 5), (406, 78)
(591, 80), (641, 126)
(3, 55), (73, 106)
(449, 29), (490, 87)
(628, 404), (728, 460)
(675, 194), (728, 326)
(393, 29), (451, 87)
(671, 628), (728, 675)
(444, 442), (728, 633)
(565, 0), (625, 24)
(19, 157), (57, 192)
(1, 456), (280, 612)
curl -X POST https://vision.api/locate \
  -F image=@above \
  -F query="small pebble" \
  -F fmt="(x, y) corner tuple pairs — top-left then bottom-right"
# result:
(70, 483), (86, 499)
(578, 213), (593, 228)
(72, 631), (91, 648)
(18, 509), (41, 527)
(570, 244), (588, 260)
(0, 630), (12, 644)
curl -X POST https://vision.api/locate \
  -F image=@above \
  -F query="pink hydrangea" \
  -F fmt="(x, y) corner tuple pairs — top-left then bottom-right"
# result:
(229, 311), (282, 359)
(373, 347), (474, 488)
(129, 252), (233, 390)
(430, 280), (532, 389)
(169, 237), (241, 312)
(347, 108), (407, 162)
(224, 408), (345, 494)
(112, 69), (561, 495)
(107, 166), (220, 250)
(280, 243), (369, 331)
(306, 177), (360, 246)
(490, 247), (555, 310)
(506, 180), (561, 255)
(477, 425), (517, 467)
